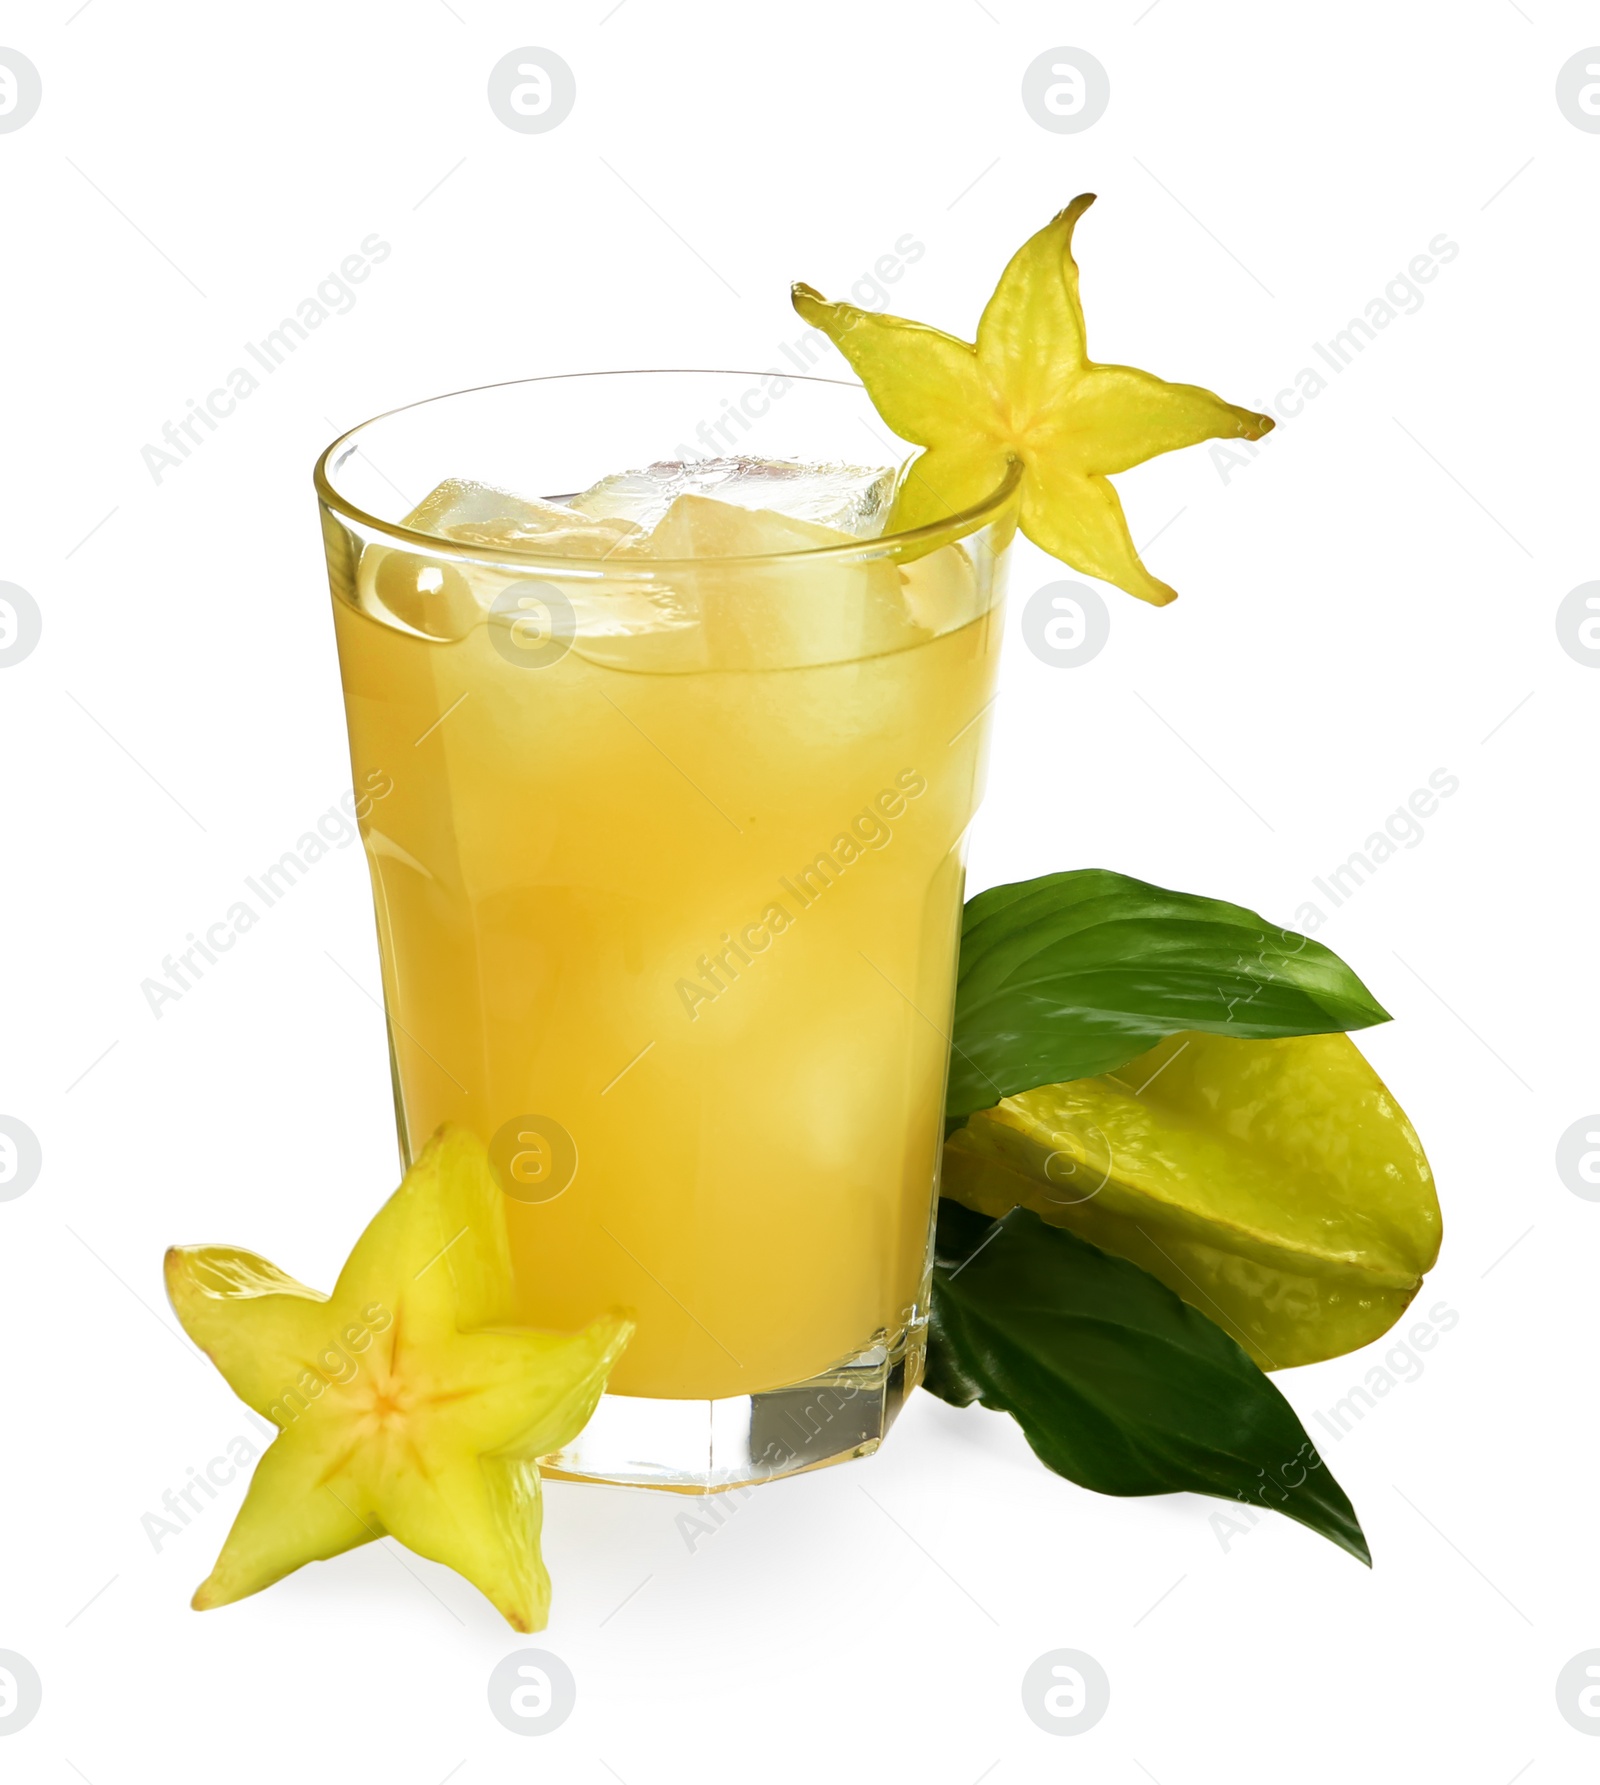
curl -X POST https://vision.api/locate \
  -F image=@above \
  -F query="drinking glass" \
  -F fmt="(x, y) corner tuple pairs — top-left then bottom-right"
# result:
(316, 371), (1019, 1488)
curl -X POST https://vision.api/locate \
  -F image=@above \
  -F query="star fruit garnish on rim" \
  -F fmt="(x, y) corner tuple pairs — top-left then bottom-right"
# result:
(164, 1126), (631, 1631)
(793, 194), (1273, 605)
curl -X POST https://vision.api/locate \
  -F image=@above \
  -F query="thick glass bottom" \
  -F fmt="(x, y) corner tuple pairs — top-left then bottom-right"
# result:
(540, 1324), (925, 1492)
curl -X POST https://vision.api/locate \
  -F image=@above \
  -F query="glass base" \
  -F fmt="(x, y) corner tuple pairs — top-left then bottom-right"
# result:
(540, 1324), (925, 1492)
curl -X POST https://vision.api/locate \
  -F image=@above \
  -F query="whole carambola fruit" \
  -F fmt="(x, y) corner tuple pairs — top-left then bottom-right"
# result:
(941, 1030), (1441, 1370)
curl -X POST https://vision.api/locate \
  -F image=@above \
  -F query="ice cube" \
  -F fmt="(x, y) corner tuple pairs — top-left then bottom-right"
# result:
(406, 476), (576, 536)
(354, 545), (480, 642)
(613, 494), (928, 670)
(639, 493), (850, 561)
(571, 458), (895, 537)
(354, 478), (648, 641)
(405, 477), (640, 556)
(899, 541), (983, 636)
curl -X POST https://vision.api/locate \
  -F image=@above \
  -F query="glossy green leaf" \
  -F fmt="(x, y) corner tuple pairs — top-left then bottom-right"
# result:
(925, 1200), (1370, 1563)
(947, 869), (1390, 1118)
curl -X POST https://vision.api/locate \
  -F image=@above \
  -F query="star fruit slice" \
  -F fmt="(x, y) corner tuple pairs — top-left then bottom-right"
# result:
(942, 1030), (1442, 1370)
(165, 1126), (631, 1630)
(793, 194), (1274, 604)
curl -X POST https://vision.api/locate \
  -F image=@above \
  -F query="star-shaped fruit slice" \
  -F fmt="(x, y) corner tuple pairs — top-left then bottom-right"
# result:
(165, 1126), (631, 1630)
(793, 194), (1274, 604)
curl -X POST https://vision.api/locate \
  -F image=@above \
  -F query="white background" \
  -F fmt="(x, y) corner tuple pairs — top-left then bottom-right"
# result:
(1, 3), (1593, 1779)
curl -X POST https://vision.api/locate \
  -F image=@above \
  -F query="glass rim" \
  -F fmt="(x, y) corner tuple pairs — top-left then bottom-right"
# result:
(313, 369), (1023, 575)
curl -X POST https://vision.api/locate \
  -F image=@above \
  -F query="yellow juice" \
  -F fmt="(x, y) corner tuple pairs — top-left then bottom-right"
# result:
(330, 531), (1004, 1402)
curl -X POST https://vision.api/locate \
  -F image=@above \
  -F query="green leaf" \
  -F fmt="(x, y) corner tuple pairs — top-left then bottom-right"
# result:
(947, 869), (1390, 1117)
(926, 1200), (1371, 1563)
